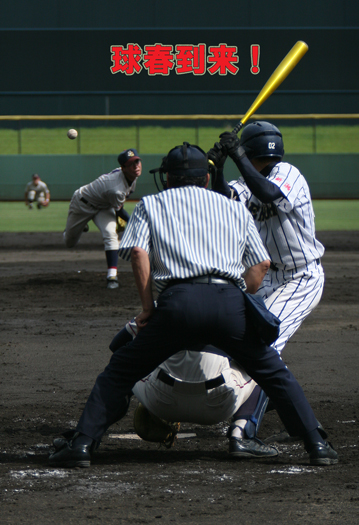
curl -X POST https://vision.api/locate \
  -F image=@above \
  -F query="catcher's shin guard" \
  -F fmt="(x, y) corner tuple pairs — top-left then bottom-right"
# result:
(242, 389), (269, 439)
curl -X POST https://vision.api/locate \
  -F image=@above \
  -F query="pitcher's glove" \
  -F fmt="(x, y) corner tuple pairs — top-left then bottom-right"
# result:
(207, 142), (227, 169)
(133, 403), (180, 448)
(219, 131), (246, 160)
(116, 216), (127, 233)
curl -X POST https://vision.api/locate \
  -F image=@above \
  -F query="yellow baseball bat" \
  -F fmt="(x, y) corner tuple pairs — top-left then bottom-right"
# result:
(231, 40), (309, 134)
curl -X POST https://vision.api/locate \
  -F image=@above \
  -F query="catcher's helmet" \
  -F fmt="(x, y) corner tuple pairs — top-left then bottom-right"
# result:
(133, 403), (180, 448)
(239, 121), (284, 160)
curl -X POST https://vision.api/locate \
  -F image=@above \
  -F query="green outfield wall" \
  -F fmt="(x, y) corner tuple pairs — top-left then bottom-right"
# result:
(0, 154), (358, 201)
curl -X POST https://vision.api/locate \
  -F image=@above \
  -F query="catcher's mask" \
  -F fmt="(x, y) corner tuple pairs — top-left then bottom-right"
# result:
(133, 403), (180, 448)
(150, 142), (209, 191)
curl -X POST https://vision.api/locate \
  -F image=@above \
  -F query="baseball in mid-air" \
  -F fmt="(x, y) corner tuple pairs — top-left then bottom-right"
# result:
(67, 128), (78, 140)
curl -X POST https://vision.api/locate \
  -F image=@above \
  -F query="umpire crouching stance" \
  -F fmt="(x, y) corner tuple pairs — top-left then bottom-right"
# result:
(49, 143), (338, 468)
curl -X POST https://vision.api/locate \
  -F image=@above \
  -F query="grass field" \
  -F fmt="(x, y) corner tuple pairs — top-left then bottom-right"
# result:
(0, 200), (358, 232)
(1, 124), (359, 155)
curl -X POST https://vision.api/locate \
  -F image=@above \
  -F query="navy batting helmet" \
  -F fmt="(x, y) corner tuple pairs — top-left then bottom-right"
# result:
(239, 121), (284, 160)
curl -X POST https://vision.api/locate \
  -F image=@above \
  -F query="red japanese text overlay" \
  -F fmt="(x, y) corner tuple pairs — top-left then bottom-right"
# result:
(110, 43), (240, 76)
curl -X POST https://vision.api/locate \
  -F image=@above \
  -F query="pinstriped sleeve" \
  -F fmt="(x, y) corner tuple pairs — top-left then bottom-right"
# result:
(242, 211), (270, 267)
(118, 200), (151, 261)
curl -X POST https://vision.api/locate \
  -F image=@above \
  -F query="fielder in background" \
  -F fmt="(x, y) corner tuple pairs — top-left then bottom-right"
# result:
(209, 121), (325, 455)
(24, 173), (50, 210)
(108, 318), (277, 456)
(48, 142), (337, 468)
(63, 149), (142, 289)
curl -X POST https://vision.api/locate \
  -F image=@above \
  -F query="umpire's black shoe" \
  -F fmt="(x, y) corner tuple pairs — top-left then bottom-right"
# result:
(309, 442), (338, 466)
(49, 441), (91, 468)
(229, 437), (278, 458)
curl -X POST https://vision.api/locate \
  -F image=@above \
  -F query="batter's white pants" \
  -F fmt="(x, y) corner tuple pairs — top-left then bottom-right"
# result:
(132, 362), (256, 425)
(257, 259), (325, 354)
(63, 190), (119, 251)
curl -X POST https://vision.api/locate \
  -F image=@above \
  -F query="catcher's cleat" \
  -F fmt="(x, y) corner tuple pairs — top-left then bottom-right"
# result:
(309, 442), (338, 466)
(28, 203), (33, 209)
(107, 276), (119, 289)
(229, 437), (278, 458)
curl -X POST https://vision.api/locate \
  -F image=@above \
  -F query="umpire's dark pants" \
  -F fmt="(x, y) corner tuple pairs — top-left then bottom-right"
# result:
(77, 282), (319, 441)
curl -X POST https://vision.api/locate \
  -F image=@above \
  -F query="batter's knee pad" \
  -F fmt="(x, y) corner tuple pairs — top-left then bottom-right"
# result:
(242, 390), (269, 439)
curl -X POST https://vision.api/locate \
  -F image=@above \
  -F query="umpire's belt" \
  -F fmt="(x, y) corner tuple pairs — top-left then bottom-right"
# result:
(157, 369), (225, 392)
(167, 275), (235, 287)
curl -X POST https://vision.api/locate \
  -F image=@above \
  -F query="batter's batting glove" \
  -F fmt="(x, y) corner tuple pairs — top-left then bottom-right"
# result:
(219, 131), (246, 160)
(207, 142), (227, 169)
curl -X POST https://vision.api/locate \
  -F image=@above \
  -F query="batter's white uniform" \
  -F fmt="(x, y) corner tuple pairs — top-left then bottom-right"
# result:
(117, 320), (256, 425)
(230, 161), (325, 354)
(64, 167), (137, 250)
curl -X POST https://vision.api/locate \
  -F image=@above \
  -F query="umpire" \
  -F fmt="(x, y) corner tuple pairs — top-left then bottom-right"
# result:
(49, 142), (338, 468)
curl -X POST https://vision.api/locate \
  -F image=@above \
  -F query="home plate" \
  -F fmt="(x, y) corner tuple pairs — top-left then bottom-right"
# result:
(109, 433), (197, 440)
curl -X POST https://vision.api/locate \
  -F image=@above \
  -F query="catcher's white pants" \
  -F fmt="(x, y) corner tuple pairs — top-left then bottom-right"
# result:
(64, 190), (119, 251)
(132, 361), (256, 425)
(257, 259), (325, 354)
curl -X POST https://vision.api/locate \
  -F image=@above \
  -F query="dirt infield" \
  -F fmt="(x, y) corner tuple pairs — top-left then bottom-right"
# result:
(1, 231), (358, 524)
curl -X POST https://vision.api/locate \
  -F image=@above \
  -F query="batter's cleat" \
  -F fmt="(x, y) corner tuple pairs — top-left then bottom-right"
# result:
(49, 441), (92, 468)
(28, 203), (33, 209)
(107, 276), (119, 289)
(309, 442), (338, 466)
(83, 224), (89, 233)
(229, 437), (278, 458)
(37, 203), (42, 210)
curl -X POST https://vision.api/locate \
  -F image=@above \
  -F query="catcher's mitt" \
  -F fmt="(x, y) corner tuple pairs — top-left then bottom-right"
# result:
(133, 403), (180, 448)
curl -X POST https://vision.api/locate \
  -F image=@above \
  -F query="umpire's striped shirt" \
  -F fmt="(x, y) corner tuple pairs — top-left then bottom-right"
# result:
(119, 186), (269, 293)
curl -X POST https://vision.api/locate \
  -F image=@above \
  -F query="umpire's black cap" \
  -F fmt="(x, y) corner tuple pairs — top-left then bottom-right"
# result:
(152, 142), (208, 178)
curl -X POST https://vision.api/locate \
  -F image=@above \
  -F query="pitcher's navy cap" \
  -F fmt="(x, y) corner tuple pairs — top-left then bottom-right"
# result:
(118, 149), (141, 166)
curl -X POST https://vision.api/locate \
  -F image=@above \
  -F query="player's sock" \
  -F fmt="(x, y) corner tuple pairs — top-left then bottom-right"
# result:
(107, 268), (117, 279)
(105, 250), (118, 278)
(231, 420), (246, 438)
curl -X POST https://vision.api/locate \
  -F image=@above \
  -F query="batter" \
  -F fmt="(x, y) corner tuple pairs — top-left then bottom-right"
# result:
(209, 121), (325, 454)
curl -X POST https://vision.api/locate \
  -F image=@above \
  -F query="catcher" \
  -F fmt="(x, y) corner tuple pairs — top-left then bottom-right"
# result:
(109, 318), (278, 457)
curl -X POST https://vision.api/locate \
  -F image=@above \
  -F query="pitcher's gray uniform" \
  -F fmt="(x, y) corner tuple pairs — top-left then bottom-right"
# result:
(229, 160), (325, 354)
(64, 148), (142, 288)
(64, 168), (137, 249)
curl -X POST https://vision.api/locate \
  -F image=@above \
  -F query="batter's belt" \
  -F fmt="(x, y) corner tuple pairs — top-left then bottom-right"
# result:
(270, 259), (320, 272)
